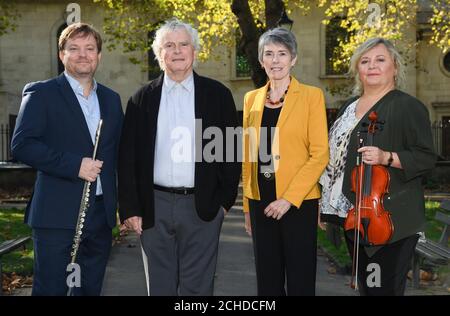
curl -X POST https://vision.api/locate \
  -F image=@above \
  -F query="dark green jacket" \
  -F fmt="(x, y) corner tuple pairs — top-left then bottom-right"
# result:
(338, 90), (437, 244)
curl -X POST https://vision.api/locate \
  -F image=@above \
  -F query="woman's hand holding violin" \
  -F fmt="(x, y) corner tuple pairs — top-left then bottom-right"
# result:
(358, 146), (389, 165)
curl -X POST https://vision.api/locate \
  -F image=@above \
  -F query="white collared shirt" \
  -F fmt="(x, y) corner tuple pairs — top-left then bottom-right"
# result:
(154, 73), (196, 187)
(64, 71), (102, 195)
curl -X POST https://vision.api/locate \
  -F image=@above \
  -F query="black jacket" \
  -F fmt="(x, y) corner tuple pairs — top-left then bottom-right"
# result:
(339, 90), (437, 243)
(118, 72), (241, 229)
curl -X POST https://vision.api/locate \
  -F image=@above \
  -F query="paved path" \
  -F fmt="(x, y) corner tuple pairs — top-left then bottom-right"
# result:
(100, 206), (448, 296)
(11, 193), (449, 296)
(213, 208), (357, 296)
(9, 206), (359, 296)
(101, 207), (357, 296)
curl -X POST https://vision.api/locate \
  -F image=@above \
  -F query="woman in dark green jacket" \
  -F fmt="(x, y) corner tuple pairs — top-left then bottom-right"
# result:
(319, 37), (436, 296)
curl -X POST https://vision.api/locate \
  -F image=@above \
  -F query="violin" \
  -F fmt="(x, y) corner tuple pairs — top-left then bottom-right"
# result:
(344, 111), (394, 289)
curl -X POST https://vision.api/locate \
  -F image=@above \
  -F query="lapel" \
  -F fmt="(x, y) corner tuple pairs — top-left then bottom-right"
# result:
(192, 72), (205, 185)
(56, 74), (92, 144)
(193, 72), (204, 121)
(96, 84), (109, 148)
(250, 82), (269, 148)
(96, 84), (108, 121)
(248, 78), (302, 167)
(276, 77), (301, 128)
(146, 73), (164, 138)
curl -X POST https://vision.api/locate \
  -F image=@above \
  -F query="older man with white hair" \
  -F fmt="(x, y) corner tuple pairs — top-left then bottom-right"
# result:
(118, 18), (240, 296)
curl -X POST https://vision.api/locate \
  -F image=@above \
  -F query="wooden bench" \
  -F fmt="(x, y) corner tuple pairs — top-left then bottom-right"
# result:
(411, 200), (450, 288)
(0, 236), (31, 295)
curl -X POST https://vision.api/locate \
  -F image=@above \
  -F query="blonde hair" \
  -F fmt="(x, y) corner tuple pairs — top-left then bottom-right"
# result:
(349, 37), (405, 96)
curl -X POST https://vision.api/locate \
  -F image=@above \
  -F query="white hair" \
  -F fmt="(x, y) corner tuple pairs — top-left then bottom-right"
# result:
(151, 18), (200, 70)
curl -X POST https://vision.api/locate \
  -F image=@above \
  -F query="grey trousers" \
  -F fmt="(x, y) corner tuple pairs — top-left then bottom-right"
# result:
(141, 189), (224, 296)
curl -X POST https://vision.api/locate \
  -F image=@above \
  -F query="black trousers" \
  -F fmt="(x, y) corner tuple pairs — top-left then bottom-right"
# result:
(345, 234), (419, 296)
(249, 198), (318, 296)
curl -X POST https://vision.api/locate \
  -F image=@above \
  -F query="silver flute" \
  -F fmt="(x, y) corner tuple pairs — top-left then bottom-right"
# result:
(67, 119), (103, 296)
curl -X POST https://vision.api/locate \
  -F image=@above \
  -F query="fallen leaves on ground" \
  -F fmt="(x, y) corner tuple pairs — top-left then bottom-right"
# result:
(1, 272), (33, 295)
(407, 269), (438, 282)
(0, 188), (32, 201)
(327, 266), (337, 274)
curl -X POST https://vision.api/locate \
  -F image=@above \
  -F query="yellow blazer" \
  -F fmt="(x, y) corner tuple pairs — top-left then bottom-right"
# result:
(242, 77), (329, 212)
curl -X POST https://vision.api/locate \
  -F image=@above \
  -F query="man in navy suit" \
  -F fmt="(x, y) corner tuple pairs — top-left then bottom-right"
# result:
(11, 23), (123, 296)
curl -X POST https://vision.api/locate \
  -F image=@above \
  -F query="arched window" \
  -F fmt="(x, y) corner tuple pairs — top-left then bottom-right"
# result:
(324, 17), (349, 76)
(234, 28), (251, 78)
(56, 23), (68, 74)
(148, 31), (162, 80)
(441, 50), (450, 77)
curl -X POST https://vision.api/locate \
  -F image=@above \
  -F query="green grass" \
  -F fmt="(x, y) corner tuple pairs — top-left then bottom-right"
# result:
(317, 202), (449, 270)
(317, 226), (352, 268)
(423, 201), (448, 242)
(0, 209), (123, 276)
(422, 201), (450, 280)
(0, 208), (33, 275)
(112, 226), (120, 238)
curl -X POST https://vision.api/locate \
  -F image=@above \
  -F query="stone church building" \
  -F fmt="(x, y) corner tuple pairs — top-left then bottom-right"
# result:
(0, 0), (449, 160)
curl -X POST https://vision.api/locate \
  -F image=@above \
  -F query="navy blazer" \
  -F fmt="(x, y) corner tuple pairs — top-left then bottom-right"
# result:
(11, 74), (124, 229)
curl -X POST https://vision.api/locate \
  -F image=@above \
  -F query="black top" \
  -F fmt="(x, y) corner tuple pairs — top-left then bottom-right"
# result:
(257, 106), (282, 203)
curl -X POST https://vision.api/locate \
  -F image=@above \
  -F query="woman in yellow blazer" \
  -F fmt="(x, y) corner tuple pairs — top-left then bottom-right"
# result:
(242, 28), (329, 296)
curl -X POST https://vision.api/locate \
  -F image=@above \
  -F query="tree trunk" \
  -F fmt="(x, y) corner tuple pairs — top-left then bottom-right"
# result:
(231, 0), (285, 88)
(265, 0), (284, 29)
(231, 0), (267, 88)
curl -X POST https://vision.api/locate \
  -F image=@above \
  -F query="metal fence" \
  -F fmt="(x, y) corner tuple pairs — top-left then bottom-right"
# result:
(0, 124), (12, 162)
(432, 119), (450, 161)
(1, 120), (450, 162)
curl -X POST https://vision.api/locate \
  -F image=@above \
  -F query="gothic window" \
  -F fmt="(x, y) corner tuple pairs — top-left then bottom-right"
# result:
(234, 29), (251, 78)
(441, 50), (450, 77)
(325, 17), (350, 76)
(148, 31), (162, 80)
(57, 23), (68, 75)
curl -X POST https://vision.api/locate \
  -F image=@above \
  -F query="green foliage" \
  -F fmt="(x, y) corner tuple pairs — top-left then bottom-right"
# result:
(0, 1), (19, 37)
(91, 0), (449, 95)
(430, 0), (450, 52)
(93, 0), (238, 61)
(112, 225), (120, 239)
(0, 208), (33, 275)
(317, 227), (352, 268)
(91, 0), (311, 62)
(423, 201), (448, 243)
(236, 55), (251, 78)
(92, 1), (450, 58)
